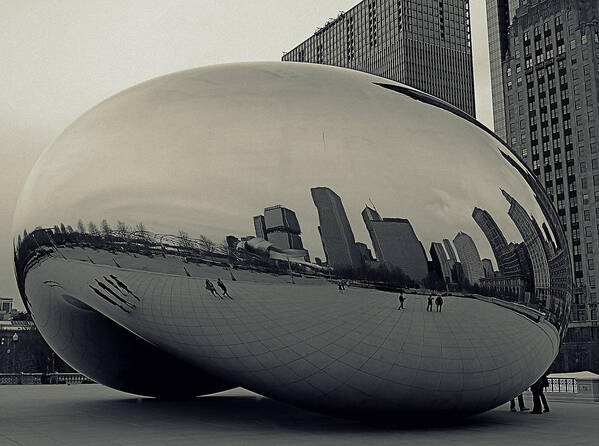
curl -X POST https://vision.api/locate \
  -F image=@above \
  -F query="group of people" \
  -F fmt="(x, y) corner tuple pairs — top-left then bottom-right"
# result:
(510, 373), (550, 414)
(396, 292), (444, 312)
(205, 278), (232, 299)
(337, 280), (349, 294)
(426, 294), (444, 312)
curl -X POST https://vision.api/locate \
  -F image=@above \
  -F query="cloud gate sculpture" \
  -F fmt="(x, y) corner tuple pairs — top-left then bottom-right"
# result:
(13, 62), (572, 419)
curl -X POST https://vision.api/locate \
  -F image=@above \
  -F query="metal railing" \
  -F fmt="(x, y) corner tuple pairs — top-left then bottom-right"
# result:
(546, 377), (578, 393)
(0, 372), (92, 385)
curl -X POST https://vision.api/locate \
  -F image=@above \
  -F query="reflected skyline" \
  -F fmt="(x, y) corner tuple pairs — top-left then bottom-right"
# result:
(12, 62), (572, 418)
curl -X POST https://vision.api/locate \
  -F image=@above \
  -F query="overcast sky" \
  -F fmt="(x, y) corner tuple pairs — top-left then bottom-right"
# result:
(1, 1), (492, 309)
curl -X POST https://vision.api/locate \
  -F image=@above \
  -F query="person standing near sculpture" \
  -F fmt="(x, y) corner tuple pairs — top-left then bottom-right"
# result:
(435, 295), (444, 312)
(397, 291), (406, 310)
(509, 394), (529, 412)
(539, 372), (550, 413)
(426, 294), (434, 312)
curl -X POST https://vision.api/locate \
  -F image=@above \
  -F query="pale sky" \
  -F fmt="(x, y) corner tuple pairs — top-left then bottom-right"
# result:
(1, 1), (492, 309)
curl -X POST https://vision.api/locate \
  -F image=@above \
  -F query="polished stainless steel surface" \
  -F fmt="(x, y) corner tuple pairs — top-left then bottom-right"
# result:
(13, 62), (572, 418)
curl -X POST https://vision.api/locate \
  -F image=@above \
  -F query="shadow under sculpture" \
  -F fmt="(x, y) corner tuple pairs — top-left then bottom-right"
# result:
(12, 62), (572, 420)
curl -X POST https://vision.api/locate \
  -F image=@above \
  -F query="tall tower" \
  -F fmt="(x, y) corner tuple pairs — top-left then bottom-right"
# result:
(283, 0), (476, 117)
(430, 242), (452, 283)
(486, 0), (521, 139)
(361, 205), (428, 281)
(503, 190), (551, 302)
(491, 0), (598, 371)
(453, 232), (485, 285)
(311, 187), (362, 270)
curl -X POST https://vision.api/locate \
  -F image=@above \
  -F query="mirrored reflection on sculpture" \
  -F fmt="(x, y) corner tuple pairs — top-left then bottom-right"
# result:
(12, 62), (572, 418)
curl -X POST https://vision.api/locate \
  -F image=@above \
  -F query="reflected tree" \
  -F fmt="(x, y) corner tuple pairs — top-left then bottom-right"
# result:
(88, 221), (100, 236)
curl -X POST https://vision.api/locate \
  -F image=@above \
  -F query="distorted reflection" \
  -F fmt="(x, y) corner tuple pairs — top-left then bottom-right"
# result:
(12, 62), (573, 418)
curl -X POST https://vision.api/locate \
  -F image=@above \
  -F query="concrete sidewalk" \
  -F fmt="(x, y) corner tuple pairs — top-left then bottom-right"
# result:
(0, 385), (597, 446)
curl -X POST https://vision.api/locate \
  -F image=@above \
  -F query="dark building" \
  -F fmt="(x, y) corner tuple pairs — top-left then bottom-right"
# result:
(283, 0), (476, 117)
(489, 0), (598, 371)
(311, 187), (362, 270)
(253, 215), (268, 240)
(361, 205), (429, 281)
(486, 0), (523, 139)
(256, 205), (305, 251)
(430, 242), (452, 284)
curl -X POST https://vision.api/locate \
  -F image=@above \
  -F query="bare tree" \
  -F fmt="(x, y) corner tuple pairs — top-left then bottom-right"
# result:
(115, 221), (129, 239)
(199, 235), (216, 260)
(178, 230), (193, 250)
(88, 221), (100, 236)
(77, 220), (86, 234)
(100, 219), (112, 238)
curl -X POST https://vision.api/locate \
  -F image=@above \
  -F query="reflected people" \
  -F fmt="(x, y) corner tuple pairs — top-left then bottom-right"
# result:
(12, 62), (572, 419)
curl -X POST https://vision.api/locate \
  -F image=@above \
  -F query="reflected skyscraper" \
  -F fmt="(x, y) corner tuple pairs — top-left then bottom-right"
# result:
(503, 190), (551, 301)
(443, 239), (458, 267)
(482, 258), (495, 278)
(262, 205), (304, 251)
(430, 242), (452, 284)
(361, 206), (428, 281)
(253, 215), (267, 240)
(472, 206), (522, 277)
(311, 187), (362, 270)
(453, 232), (485, 285)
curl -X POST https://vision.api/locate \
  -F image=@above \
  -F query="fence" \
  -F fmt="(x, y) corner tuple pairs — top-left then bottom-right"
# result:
(546, 377), (578, 393)
(0, 372), (92, 385)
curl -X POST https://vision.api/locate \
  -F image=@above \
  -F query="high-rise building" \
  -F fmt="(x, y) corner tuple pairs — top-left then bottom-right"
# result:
(430, 242), (452, 283)
(503, 189), (552, 303)
(361, 206), (428, 281)
(486, 0), (523, 139)
(253, 215), (268, 240)
(482, 258), (495, 278)
(472, 206), (523, 277)
(262, 205), (305, 250)
(311, 187), (362, 270)
(453, 232), (485, 285)
(283, 0), (476, 117)
(443, 238), (459, 266)
(489, 0), (599, 368)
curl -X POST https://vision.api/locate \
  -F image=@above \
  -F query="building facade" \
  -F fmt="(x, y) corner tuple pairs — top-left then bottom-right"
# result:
(311, 187), (362, 270)
(486, 0), (524, 139)
(453, 231), (485, 285)
(492, 0), (599, 371)
(361, 206), (429, 281)
(430, 242), (452, 283)
(283, 0), (476, 117)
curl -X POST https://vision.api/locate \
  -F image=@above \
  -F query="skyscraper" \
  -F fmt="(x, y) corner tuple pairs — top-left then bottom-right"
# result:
(262, 205), (305, 250)
(311, 187), (362, 270)
(361, 205), (428, 281)
(489, 0), (597, 371)
(283, 0), (476, 117)
(253, 215), (268, 240)
(453, 232), (485, 285)
(430, 242), (452, 283)
(485, 0), (522, 139)
(472, 206), (522, 277)
(443, 238), (459, 266)
(503, 190), (551, 302)
(482, 258), (495, 278)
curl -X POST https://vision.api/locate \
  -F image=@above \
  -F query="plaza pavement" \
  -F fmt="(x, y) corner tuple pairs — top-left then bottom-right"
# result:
(0, 385), (597, 446)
